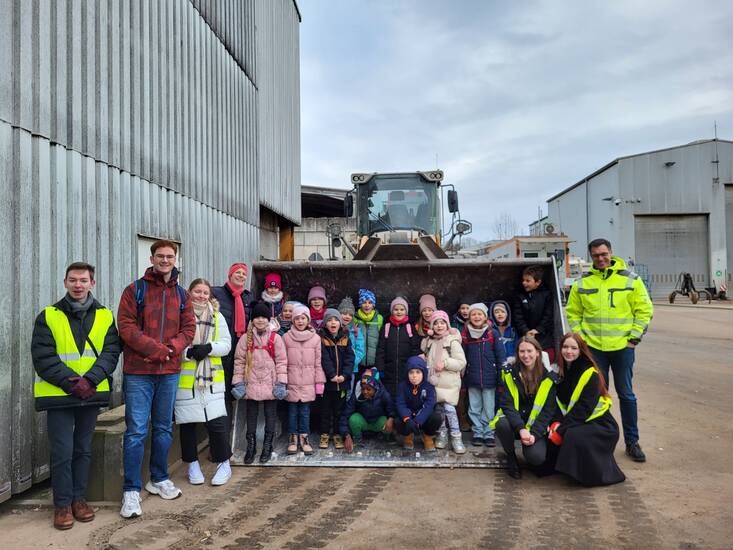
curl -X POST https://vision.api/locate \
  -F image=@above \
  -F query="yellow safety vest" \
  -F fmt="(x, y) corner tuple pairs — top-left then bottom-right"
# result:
(34, 307), (113, 401)
(178, 314), (224, 390)
(490, 370), (554, 431)
(556, 366), (612, 422)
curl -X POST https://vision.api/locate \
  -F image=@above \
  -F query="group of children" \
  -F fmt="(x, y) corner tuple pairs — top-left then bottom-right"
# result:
(227, 265), (555, 459)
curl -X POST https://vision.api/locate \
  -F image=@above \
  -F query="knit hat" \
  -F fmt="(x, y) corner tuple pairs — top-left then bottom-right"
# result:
(358, 288), (376, 306)
(458, 296), (473, 307)
(308, 286), (327, 304)
(359, 368), (380, 390)
(418, 294), (437, 313)
(492, 302), (508, 315)
(284, 300), (301, 308)
(264, 273), (281, 289)
(228, 263), (248, 278)
(468, 303), (488, 317)
(252, 302), (271, 320)
(292, 304), (311, 321)
(338, 296), (356, 316)
(390, 297), (409, 314)
(323, 308), (343, 326)
(429, 310), (450, 328)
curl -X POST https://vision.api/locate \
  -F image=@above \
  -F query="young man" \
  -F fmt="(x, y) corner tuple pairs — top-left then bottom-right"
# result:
(117, 240), (196, 518)
(31, 262), (121, 530)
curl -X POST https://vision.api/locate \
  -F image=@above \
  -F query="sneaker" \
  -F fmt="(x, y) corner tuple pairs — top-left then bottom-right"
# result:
(145, 479), (182, 500)
(120, 491), (142, 518)
(626, 442), (647, 463)
(187, 461), (205, 485)
(211, 460), (232, 486)
(484, 436), (496, 448)
(319, 433), (330, 449)
(435, 428), (448, 449)
(451, 433), (466, 454)
(471, 435), (484, 447)
(333, 434), (344, 449)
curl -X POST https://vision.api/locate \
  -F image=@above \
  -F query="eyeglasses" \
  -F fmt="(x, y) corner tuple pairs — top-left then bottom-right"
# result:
(154, 254), (176, 261)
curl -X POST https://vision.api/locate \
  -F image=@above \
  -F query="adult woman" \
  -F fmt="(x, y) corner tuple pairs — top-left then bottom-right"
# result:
(549, 333), (625, 486)
(491, 336), (558, 479)
(175, 279), (232, 486)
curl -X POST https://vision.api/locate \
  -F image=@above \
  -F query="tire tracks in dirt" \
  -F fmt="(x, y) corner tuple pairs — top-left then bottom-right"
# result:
(607, 481), (662, 549)
(479, 472), (524, 548)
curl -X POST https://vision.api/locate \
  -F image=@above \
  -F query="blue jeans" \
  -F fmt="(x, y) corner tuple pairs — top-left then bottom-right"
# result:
(123, 373), (179, 492)
(288, 401), (311, 434)
(467, 387), (496, 439)
(590, 346), (638, 445)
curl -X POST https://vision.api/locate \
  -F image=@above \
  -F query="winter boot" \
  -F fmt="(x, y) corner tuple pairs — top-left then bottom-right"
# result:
(333, 434), (344, 449)
(422, 433), (436, 452)
(259, 431), (274, 463)
(319, 433), (330, 449)
(435, 427), (448, 449)
(287, 433), (298, 454)
(244, 433), (257, 465)
(403, 433), (415, 450)
(451, 433), (466, 454)
(506, 451), (522, 479)
(300, 434), (314, 455)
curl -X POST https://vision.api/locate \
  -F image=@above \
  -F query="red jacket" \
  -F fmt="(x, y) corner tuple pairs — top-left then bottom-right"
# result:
(117, 267), (196, 375)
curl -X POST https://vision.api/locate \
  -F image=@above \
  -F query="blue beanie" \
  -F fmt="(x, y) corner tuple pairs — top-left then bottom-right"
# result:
(358, 288), (376, 306)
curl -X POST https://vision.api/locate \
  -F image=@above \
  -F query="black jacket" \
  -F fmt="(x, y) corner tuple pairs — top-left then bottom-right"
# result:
(339, 379), (396, 435)
(31, 296), (121, 411)
(513, 288), (554, 349)
(556, 357), (603, 436)
(320, 328), (355, 392)
(212, 284), (254, 370)
(373, 321), (421, 398)
(498, 364), (558, 438)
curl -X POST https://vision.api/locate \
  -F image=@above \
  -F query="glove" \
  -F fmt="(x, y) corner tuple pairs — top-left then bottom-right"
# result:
(186, 347), (195, 359)
(69, 377), (96, 400)
(548, 421), (563, 446)
(273, 383), (287, 400)
(189, 343), (212, 362)
(315, 383), (324, 396)
(231, 382), (246, 400)
(146, 345), (171, 363)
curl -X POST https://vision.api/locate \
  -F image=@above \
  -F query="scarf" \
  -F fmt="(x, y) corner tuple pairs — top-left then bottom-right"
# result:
(226, 282), (246, 338)
(415, 319), (430, 337)
(262, 289), (283, 304)
(310, 306), (325, 323)
(192, 301), (215, 389)
(276, 313), (292, 333)
(356, 309), (376, 323)
(427, 332), (450, 373)
(389, 315), (409, 327)
(467, 323), (488, 339)
(64, 292), (95, 317)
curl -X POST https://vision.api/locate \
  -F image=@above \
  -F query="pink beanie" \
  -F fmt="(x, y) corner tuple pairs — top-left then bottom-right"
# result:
(429, 310), (450, 328)
(265, 273), (281, 289)
(308, 286), (327, 304)
(418, 294), (437, 313)
(390, 297), (409, 314)
(228, 263), (248, 278)
(292, 305), (311, 321)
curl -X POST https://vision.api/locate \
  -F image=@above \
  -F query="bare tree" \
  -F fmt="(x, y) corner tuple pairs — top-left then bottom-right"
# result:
(492, 212), (519, 240)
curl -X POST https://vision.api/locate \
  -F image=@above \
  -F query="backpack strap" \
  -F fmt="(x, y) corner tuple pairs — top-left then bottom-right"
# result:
(134, 279), (146, 329)
(406, 324), (413, 338)
(384, 323), (391, 339)
(176, 284), (186, 313)
(267, 332), (276, 359)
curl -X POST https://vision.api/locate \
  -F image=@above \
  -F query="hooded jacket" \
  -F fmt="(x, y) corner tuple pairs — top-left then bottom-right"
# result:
(117, 267), (196, 375)
(355, 309), (384, 367)
(396, 358), (437, 427)
(461, 324), (507, 389)
(339, 374), (396, 435)
(282, 326), (325, 403)
(320, 327), (355, 392)
(232, 327), (288, 401)
(345, 322), (366, 373)
(490, 300), (516, 359)
(374, 320), (421, 398)
(513, 286), (555, 349)
(420, 329), (467, 406)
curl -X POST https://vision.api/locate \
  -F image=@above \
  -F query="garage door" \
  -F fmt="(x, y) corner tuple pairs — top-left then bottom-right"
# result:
(634, 215), (709, 299)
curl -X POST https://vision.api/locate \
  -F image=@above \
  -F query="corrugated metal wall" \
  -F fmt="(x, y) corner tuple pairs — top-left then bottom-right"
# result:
(0, 0), (300, 502)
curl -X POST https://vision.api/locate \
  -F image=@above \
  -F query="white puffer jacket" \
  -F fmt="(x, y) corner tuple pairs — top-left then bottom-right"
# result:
(421, 330), (467, 406)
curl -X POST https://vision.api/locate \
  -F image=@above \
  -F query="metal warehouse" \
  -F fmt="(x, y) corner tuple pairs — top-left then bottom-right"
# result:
(0, 0), (301, 502)
(545, 139), (733, 298)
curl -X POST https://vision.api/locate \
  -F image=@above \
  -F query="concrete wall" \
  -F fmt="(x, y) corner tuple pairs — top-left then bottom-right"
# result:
(295, 217), (358, 261)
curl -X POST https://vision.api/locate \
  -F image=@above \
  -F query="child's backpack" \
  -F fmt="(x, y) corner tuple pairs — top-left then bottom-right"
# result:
(134, 278), (187, 329)
(383, 322), (413, 339)
(248, 332), (277, 360)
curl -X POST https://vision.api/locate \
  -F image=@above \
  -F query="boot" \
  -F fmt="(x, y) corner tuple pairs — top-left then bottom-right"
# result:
(403, 433), (415, 450)
(300, 433), (314, 455)
(71, 500), (95, 522)
(422, 433), (436, 452)
(435, 427), (448, 449)
(451, 433), (466, 454)
(259, 432), (274, 463)
(53, 506), (74, 530)
(506, 451), (522, 479)
(244, 433), (257, 465)
(458, 389), (471, 432)
(333, 434), (344, 449)
(287, 433), (298, 454)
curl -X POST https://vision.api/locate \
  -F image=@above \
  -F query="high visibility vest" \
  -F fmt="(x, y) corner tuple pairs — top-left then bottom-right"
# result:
(490, 370), (554, 431)
(556, 366), (612, 422)
(34, 307), (113, 401)
(178, 315), (224, 390)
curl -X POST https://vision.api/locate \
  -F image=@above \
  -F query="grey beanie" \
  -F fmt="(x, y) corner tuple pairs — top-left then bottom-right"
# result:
(323, 308), (343, 326)
(468, 303), (488, 317)
(338, 296), (356, 316)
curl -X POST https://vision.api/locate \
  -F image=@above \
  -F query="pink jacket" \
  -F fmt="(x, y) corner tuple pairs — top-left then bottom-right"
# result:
(232, 328), (288, 401)
(282, 327), (325, 403)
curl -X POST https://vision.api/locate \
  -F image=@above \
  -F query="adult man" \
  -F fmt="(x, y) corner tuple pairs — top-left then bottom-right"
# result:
(566, 238), (653, 462)
(31, 262), (121, 530)
(117, 240), (195, 518)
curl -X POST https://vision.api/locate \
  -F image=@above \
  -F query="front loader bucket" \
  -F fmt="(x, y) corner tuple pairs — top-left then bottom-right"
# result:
(231, 258), (566, 468)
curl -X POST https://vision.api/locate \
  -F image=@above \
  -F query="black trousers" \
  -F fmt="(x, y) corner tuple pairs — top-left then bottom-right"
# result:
(246, 400), (278, 435)
(395, 411), (444, 436)
(47, 406), (99, 507)
(495, 416), (547, 465)
(180, 416), (232, 463)
(320, 390), (346, 434)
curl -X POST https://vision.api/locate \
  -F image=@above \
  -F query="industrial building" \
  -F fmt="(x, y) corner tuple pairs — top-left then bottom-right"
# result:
(0, 0), (301, 502)
(545, 139), (733, 298)
(295, 185), (355, 260)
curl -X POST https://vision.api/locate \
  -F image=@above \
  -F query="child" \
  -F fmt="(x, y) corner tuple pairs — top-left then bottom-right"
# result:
(355, 289), (384, 372)
(395, 356), (443, 451)
(421, 310), (468, 454)
(513, 266), (555, 363)
(277, 300), (299, 336)
(491, 301), (516, 359)
(232, 302), (288, 465)
(338, 297), (366, 393)
(340, 368), (396, 453)
(282, 305), (325, 455)
(374, 297), (421, 400)
(461, 303), (506, 447)
(261, 273), (286, 319)
(319, 309), (355, 449)
(415, 294), (437, 337)
(307, 286), (328, 330)
(451, 298), (472, 331)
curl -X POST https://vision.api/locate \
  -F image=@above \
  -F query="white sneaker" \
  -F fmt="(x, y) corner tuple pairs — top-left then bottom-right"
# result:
(211, 460), (232, 486)
(188, 461), (205, 485)
(120, 490), (142, 518)
(145, 479), (182, 500)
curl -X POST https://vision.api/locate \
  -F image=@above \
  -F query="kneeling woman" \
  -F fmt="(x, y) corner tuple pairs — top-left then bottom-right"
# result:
(550, 333), (625, 486)
(491, 336), (558, 479)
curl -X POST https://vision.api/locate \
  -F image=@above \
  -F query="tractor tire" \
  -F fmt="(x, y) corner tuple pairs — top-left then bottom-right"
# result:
(690, 291), (699, 304)
(668, 292), (676, 304)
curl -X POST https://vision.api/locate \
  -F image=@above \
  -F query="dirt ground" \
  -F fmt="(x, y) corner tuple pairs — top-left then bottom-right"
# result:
(1, 304), (731, 549)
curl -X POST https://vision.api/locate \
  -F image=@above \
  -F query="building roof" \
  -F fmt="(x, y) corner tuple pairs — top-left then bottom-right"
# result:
(301, 185), (350, 218)
(546, 138), (733, 203)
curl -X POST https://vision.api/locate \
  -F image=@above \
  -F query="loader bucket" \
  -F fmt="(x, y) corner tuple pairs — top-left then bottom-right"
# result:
(231, 258), (566, 468)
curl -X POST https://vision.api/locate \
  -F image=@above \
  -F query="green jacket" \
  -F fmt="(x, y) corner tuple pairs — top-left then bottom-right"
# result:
(355, 309), (384, 368)
(566, 256), (653, 351)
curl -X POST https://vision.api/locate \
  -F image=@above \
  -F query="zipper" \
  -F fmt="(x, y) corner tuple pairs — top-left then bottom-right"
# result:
(159, 286), (167, 372)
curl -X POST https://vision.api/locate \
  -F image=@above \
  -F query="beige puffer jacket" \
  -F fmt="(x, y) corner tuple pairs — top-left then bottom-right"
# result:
(421, 330), (466, 406)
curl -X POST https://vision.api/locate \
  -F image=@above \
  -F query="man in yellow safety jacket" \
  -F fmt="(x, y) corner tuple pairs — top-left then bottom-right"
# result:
(566, 238), (653, 463)
(31, 262), (121, 530)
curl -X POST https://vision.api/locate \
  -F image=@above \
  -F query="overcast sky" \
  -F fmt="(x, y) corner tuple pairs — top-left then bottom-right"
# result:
(298, 0), (733, 241)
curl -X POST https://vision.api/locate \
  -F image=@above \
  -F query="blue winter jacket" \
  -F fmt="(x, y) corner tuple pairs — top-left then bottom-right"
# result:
(345, 322), (366, 374)
(461, 325), (507, 389)
(339, 377), (396, 435)
(395, 357), (437, 427)
(490, 300), (516, 359)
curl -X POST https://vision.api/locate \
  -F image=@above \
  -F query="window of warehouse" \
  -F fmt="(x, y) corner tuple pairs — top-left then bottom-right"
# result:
(524, 252), (539, 258)
(137, 235), (183, 278)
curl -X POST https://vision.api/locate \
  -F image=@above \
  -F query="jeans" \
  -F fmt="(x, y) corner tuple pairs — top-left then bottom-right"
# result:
(123, 373), (179, 492)
(288, 401), (311, 434)
(442, 403), (461, 436)
(180, 417), (232, 464)
(590, 346), (638, 445)
(47, 406), (99, 507)
(468, 387), (496, 439)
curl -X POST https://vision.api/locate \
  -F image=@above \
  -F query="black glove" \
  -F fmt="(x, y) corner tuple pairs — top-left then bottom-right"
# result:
(190, 343), (212, 361)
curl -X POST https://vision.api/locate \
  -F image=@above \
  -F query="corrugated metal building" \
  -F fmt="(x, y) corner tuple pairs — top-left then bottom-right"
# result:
(0, 0), (301, 502)
(546, 139), (733, 299)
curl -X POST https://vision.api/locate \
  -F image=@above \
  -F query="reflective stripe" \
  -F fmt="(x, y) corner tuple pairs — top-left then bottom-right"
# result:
(583, 317), (633, 325)
(579, 328), (631, 337)
(557, 367), (612, 422)
(490, 371), (552, 431)
(177, 316), (224, 390)
(577, 288), (599, 294)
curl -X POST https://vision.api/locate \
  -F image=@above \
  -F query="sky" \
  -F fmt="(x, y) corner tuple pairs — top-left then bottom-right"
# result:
(298, 0), (733, 241)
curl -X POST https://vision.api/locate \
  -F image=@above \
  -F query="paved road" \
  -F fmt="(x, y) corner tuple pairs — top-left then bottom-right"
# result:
(1, 305), (730, 549)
